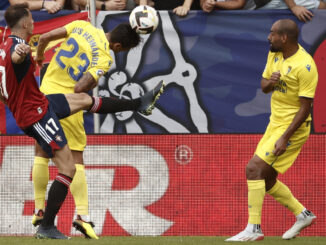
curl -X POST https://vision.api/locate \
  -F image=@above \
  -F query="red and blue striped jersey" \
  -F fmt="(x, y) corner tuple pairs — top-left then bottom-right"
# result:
(0, 35), (48, 128)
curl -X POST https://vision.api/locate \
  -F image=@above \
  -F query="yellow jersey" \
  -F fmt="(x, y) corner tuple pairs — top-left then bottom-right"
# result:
(41, 20), (113, 93)
(262, 45), (318, 125)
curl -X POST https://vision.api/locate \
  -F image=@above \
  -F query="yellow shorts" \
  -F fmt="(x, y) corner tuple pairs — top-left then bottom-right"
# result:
(59, 111), (86, 151)
(41, 82), (86, 151)
(255, 121), (311, 174)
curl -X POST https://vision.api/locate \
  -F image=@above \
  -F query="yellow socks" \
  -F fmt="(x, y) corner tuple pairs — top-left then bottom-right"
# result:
(70, 164), (89, 215)
(267, 180), (304, 216)
(32, 157), (49, 211)
(33, 160), (91, 218)
(247, 180), (265, 224)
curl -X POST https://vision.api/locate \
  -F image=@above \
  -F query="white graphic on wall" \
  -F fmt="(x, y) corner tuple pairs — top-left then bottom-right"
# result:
(96, 11), (208, 133)
(82, 145), (173, 236)
(0, 145), (172, 236)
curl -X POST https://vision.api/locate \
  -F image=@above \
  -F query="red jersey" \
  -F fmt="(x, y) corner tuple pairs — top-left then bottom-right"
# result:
(0, 35), (48, 128)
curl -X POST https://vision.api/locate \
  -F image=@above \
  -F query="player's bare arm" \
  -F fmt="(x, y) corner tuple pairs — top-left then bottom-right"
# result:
(273, 97), (313, 156)
(11, 43), (31, 64)
(261, 71), (280, 93)
(74, 72), (97, 93)
(36, 26), (67, 66)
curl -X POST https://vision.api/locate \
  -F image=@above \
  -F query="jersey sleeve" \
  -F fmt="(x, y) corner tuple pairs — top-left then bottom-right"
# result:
(262, 51), (273, 79)
(87, 52), (113, 82)
(298, 59), (318, 99)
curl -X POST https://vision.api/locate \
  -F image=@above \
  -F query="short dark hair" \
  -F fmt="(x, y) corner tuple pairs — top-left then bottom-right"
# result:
(110, 23), (141, 49)
(5, 3), (30, 29)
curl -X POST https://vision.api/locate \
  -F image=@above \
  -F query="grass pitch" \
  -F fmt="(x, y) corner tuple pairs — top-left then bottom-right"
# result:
(0, 236), (326, 245)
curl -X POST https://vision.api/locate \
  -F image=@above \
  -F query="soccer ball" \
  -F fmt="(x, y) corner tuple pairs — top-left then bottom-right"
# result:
(129, 5), (159, 35)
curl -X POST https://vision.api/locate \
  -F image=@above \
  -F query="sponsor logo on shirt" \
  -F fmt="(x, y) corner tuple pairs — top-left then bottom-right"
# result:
(274, 80), (287, 93)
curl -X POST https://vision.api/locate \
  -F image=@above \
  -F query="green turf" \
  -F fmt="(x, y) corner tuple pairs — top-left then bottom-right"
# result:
(0, 236), (326, 245)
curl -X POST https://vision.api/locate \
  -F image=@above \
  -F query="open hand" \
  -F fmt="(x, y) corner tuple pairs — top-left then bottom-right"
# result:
(291, 6), (313, 22)
(173, 5), (190, 17)
(15, 43), (31, 56)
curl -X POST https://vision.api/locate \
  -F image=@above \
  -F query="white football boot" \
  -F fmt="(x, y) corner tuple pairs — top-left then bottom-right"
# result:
(225, 224), (264, 242)
(282, 209), (316, 240)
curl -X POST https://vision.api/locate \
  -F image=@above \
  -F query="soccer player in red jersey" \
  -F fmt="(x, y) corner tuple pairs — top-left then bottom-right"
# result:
(0, 4), (164, 239)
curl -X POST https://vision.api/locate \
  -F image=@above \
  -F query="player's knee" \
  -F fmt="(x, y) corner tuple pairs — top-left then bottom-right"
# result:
(265, 177), (277, 191)
(70, 164), (76, 178)
(78, 92), (92, 109)
(34, 143), (49, 158)
(246, 159), (262, 179)
(64, 162), (76, 179)
(78, 92), (90, 100)
(57, 153), (76, 178)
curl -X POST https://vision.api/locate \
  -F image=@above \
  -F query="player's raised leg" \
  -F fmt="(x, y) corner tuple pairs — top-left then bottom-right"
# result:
(65, 80), (165, 116)
(138, 80), (165, 115)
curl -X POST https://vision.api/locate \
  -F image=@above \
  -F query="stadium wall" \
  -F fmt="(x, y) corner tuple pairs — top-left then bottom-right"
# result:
(0, 9), (325, 237)
(1, 10), (326, 134)
(0, 134), (325, 236)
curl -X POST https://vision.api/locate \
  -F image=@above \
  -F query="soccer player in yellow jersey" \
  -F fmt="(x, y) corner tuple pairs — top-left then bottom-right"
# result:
(226, 19), (318, 241)
(32, 20), (144, 239)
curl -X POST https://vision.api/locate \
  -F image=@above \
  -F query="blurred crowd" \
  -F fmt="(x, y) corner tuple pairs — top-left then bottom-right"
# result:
(0, 0), (326, 22)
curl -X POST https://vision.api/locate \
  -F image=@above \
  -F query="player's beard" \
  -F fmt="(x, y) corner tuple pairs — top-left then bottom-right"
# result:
(270, 43), (281, 53)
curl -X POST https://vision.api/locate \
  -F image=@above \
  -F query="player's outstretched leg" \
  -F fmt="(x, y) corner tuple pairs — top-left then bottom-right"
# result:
(138, 80), (165, 115)
(73, 215), (99, 239)
(77, 80), (165, 116)
(225, 224), (264, 242)
(282, 209), (316, 240)
(35, 225), (69, 240)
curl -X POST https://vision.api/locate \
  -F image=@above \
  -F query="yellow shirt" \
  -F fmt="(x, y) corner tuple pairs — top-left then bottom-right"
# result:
(41, 20), (113, 93)
(262, 45), (318, 124)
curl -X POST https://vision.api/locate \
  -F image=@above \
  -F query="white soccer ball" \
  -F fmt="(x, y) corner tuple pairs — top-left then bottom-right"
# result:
(129, 5), (159, 35)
